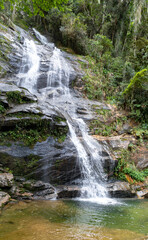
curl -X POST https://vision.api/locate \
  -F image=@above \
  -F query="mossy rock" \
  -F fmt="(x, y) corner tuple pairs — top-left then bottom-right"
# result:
(0, 152), (41, 179)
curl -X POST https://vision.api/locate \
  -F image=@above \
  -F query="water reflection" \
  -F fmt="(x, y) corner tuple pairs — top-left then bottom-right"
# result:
(0, 200), (147, 240)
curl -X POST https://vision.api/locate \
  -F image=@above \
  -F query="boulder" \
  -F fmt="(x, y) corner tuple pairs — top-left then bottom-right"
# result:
(33, 189), (56, 200)
(0, 173), (14, 188)
(23, 180), (56, 200)
(57, 185), (81, 198)
(133, 147), (148, 170)
(23, 180), (54, 191)
(118, 123), (132, 134)
(136, 189), (148, 199)
(106, 181), (136, 198)
(93, 135), (136, 151)
(0, 191), (10, 208)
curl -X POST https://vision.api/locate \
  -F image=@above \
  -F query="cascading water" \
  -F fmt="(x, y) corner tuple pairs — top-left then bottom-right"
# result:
(18, 38), (40, 93)
(17, 28), (114, 203)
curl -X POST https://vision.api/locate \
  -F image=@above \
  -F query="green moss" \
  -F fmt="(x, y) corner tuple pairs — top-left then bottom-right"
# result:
(14, 18), (29, 31)
(0, 103), (6, 114)
(6, 91), (34, 104)
(0, 35), (12, 64)
(0, 152), (41, 178)
(54, 116), (66, 123)
(122, 69), (148, 121)
(55, 159), (62, 168)
(0, 116), (68, 147)
(58, 135), (66, 143)
(7, 112), (43, 119)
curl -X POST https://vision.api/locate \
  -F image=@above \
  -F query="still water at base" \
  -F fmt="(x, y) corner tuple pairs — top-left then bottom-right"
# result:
(0, 200), (147, 240)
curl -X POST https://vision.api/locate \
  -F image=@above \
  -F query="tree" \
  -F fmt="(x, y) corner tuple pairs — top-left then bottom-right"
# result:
(0, 0), (69, 16)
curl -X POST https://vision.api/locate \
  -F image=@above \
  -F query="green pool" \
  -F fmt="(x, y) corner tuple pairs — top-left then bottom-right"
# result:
(0, 199), (147, 240)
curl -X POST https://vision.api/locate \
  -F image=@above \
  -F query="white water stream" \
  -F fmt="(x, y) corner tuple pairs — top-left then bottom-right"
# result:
(17, 28), (115, 203)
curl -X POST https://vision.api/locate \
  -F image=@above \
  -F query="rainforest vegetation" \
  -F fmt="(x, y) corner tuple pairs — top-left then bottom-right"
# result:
(1, 0), (147, 125)
(0, 0), (148, 183)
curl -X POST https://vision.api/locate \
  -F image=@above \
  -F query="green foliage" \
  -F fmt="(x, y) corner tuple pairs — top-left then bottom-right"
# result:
(132, 123), (148, 141)
(60, 13), (87, 53)
(0, 152), (41, 178)
(6, 91), (34, 104)
(0, 0), (69, 16)
(0, 104), (5, 114)
(115, 150), (147, 182)
(122, 69), (148, 121)
(86, 34), (113, 63)
(0, 115), (68, 147)
(89, 108), (128, 136)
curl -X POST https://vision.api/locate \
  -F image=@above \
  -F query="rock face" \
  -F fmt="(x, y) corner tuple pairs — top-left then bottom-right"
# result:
(133, 146), (148, 170)
(0, 20), (147, 204)
(0, 137), (80, 185)
(0, 173), (14, 188)
(0, 82), (37, 105)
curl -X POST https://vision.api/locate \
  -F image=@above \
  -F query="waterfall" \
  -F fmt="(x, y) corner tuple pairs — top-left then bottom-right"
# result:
(18, 38), (40, 93)
(17, 28), (113, 203)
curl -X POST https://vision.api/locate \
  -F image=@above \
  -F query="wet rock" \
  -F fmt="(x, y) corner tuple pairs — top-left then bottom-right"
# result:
(9, 185), (19, 196)
(22, 180), (56, 199)
(20, 192), (33, 200)
(136, 189), (148, 199)
(33, 189), (56, 200)
(15, 176), (26, 183)
(76, 107), (89, 115)
(133, 147), (148, 170)
(0, 82), (37, 102)
(0, 191), (10, 208)
(118, 123), (132, 134)
(39, 62), (50, 72)
(37, 73), (47, 89)
(23, 180), (54, 191)
(0, 135), (77, 185)
(106, 181), (136, 198)
(8, 184), (33, 200)
(0, 173), (14, 188)
(57, 185), (81, 198)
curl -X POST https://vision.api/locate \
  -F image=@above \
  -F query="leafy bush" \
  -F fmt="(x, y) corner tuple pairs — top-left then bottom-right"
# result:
(60, 13), (87, 54)
(115, 150), (147, 182)
(132, 123), (148, 140)
(122, 69), (148, 121)
(86, 34), (113, 62)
